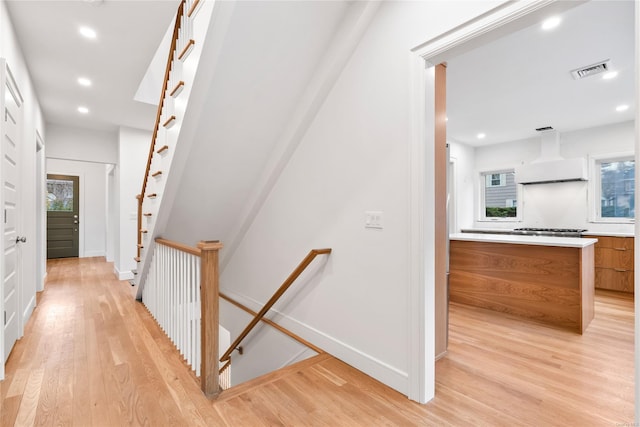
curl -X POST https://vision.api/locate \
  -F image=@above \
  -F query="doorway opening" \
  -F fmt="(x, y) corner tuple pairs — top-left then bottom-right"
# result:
(46, 174), (80, 259)
(408, 0), (639, 408)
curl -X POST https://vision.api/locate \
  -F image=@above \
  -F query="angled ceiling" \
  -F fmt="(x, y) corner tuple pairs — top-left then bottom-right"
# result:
(447, 0), (635, 147)
(5, 0), (177, 132)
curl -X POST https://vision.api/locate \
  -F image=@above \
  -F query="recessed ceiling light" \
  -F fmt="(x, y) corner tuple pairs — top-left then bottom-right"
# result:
(602, 71), (618, 80)
(541, 16), (561, 31)
(477, 133), (486, 139)
(77, 77), (92, 87)
(79, 26), (97, 39)
(77, 106), (89, 114)
(616, 104), (629, 112)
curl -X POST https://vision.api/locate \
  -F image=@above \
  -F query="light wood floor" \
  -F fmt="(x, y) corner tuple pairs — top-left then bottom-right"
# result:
(0, 257), (634, 426)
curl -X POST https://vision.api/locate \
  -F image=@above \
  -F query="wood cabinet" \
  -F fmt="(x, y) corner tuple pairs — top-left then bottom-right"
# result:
(583, 235), (634, 293)
(449, 239), (594, 334)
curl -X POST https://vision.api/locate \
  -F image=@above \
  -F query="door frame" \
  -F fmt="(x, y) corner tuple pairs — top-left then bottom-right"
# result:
(406, 0), (640, 406)
(36, 132), (45, 291)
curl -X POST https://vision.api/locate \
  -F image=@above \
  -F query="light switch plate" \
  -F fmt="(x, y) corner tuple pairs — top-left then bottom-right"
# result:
(365, 211), (383, 229)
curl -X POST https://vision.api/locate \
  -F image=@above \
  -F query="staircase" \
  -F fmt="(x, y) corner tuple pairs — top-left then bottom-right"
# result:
(133, 0), (341, 399)
(134, 0), (213, 296)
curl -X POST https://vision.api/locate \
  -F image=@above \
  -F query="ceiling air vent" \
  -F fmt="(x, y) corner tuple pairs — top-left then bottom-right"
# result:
(535, 126), (554, 132)
(570, 60), (611, 80)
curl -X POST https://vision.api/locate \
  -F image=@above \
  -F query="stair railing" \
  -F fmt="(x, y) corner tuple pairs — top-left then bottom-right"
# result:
(141, 237), (224, 397)
(219, 248), (332, 365)
(136, 0), (185, 261)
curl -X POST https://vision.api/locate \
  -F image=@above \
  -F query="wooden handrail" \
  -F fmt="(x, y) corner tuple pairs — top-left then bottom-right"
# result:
(149, 239), (329, 390)
(220, 292), (324, 354)
(140, 1), (184, 199)
(155, 237), (202, 257)
(220, 248), (331, 362)
(219, 359), (231, 375)
(178, 39), (195, 60)
(170, 81), (185, 97)
(187, 0), (200, 17)
(137, 0), (185, 258)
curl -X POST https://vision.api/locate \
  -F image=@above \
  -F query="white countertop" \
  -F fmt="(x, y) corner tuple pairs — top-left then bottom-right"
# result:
(450, 233), (598, 248)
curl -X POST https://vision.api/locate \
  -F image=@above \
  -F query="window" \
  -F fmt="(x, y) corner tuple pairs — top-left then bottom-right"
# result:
(480, 170), (520, 220)
(593, 155), (635, 221)
(47, 178), (74, 211)
(486, 173), (506, 187)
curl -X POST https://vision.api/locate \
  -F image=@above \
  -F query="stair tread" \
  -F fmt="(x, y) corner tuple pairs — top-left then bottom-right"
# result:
(215, 353), (329, 403)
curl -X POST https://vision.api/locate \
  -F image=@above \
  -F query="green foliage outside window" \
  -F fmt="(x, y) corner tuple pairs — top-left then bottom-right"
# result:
(485, 207), (517, 218)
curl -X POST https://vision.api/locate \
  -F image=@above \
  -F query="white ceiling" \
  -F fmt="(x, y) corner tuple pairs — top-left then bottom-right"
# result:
(4, 0), (635, 140)
(5, 0), (177, 132)
(447, 0), (635, 147)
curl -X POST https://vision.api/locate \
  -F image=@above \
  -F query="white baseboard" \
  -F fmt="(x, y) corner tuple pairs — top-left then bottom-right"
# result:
(82, 250), (105, 258)
(113, 266), (134, 281)
(38, 272), (47, 292)
(22, 295), (36, 327)
(220, 289), (409, 395)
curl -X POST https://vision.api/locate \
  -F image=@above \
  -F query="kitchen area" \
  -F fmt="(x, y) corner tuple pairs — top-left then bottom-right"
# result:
(444, 0), (635, 335)
(447, 120), (634, 334)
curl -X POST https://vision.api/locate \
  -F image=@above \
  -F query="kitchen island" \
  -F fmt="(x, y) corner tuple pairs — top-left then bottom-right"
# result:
(449, 233), (598, 334)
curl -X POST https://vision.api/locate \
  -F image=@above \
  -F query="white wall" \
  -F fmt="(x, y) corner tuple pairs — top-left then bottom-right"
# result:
(105, 165), (116, 262)
(0, 0), (46, 378)
(36, 135), (45, 291)
(46, 158), (107, 258)
(219, 299), (316, 386)
(162, 0), (506, 398)
(116, 126), (151, 280)
(449, 141), (476, 232)
(46, 123), (117, 164)
(472, 120), (635, 234)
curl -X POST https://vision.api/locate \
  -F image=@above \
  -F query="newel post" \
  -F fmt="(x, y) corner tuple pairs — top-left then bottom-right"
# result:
(197, 240), (223, 398)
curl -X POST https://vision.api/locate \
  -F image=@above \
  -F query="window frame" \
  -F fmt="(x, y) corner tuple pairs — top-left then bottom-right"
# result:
(589, 152), (635, 224)
(478, 168), (523, 222)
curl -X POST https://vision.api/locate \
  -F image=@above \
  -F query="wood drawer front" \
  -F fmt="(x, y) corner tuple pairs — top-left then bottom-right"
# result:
(595, 268), (634, 293)
(586, 235), (634, 250)
(594, 247), (634, 270)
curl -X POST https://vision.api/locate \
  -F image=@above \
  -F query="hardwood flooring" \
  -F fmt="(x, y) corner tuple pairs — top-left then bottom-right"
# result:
(0, 257), (634, 426)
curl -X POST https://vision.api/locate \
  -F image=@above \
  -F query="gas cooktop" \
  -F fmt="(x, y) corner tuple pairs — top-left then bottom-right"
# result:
(513, 228), (587, 237)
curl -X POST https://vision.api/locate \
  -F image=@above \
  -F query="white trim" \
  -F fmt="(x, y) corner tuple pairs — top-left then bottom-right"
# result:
(413, 0), (577, 66)
(82, 250), (106, 258)
(634, 2), (640, 419)
(407, 0), (574, 405)
(588, 151), (635, 224)
(114, 266), (134, 281)
(36, 132), (46, 293)
(407, 53), (432, 403)
(478, 169), (523, 222)
(222, 288), (409, 392)
(22, 295), (36, 326)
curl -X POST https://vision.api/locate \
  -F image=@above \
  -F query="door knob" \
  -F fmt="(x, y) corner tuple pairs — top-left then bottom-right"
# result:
(16, 236), (26, 243)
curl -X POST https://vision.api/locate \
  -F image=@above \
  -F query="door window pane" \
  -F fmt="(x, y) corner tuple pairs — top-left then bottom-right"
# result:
(47, 179), (74, 211)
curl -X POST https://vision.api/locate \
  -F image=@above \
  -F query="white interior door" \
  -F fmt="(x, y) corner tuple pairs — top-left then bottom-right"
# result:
(1, 60), (23, 366)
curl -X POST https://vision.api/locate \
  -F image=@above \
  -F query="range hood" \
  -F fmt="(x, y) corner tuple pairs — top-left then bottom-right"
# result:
(515, 129), (587, 185)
